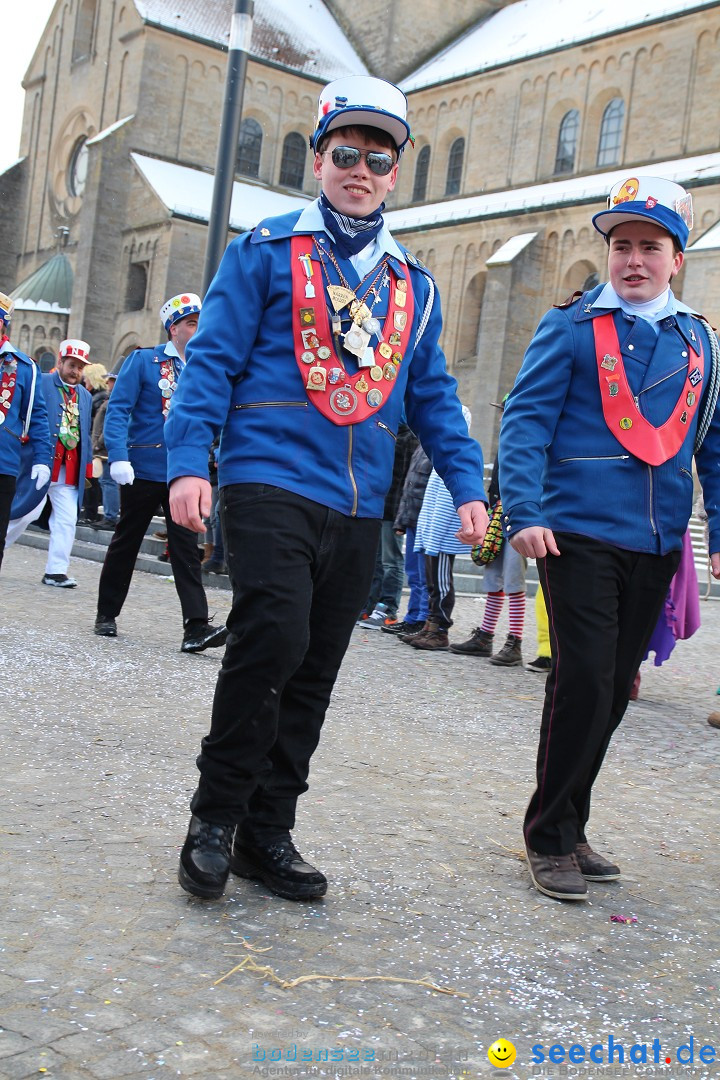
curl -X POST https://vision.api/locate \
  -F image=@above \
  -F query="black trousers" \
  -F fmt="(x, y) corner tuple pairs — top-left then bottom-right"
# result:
(0, 474), (16, 572)
(524, 532), (681, 855)
(190, 484), (380, 843)
(96, 477), (207, 624)
(424, 552), (456, 629)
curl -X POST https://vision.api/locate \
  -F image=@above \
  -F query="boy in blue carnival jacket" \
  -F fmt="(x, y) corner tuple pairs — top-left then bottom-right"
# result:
(166, 75), (489, 901)
(499, 176), (720, 902)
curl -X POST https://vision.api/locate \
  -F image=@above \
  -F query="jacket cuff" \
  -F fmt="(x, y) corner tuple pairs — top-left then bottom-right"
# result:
(167, 447), (210, 484)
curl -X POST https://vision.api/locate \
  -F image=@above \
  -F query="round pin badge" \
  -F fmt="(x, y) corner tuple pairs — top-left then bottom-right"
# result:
(301, 351), (315, 364)
(366, 388), (383, 408)
(158, 378), (171, 390)
(161, 389), (173, 399)
(329, 386), (358, 416)
(317, 346), (332, 360)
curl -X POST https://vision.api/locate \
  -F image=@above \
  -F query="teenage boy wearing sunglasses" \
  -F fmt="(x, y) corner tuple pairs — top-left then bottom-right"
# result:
(165, 75), (489, 903)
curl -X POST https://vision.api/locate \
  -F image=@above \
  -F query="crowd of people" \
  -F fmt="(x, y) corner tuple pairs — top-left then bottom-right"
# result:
(2, 75), (719, 907)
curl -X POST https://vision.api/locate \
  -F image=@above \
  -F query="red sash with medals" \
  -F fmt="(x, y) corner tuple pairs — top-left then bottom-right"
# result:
(290, 235), (414, 426)
(593, 313), (704, 466)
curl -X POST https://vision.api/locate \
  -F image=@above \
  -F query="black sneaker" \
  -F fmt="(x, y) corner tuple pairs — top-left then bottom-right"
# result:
(527, 655), (552, 672)
(230, 836), (327, 900)
(181, 619), (228, 654)
(202, 561), (227, 575)
(41, 573), (77, 588)
(94, 615), (117, 637)
(381, 619), (424, 636)
(90, 518), (117, 531)
(178, 815), (235, 899)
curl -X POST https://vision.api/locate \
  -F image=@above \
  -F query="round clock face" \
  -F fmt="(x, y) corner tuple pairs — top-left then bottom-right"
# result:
(68, 138), (88, 197)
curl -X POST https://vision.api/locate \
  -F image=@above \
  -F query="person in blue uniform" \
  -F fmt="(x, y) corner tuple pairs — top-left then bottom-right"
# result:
(7, 338), (94, 587)
(93, 293), (227, 654)
(0, 292), (52, 572)
(165, 75), (489, 901)
(499, 176), (720, 902)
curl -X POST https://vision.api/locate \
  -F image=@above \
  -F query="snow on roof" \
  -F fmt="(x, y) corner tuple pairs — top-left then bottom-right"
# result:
(486, 232), (537, 265)
(87, 116), (135, 146)
(133, 0), (367, 81)
(131, 153), (311, 230)
(688, 220), (720, 252)
(11, 299), (71, 315)
(403, 0), (718, 92)
(385, 152), (720, 233)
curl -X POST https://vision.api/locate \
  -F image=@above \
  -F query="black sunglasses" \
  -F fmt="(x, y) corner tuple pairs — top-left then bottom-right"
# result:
(326, 146), (395, 176)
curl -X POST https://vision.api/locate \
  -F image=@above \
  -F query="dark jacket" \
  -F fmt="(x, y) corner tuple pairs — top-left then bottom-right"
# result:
(382, 424), (418, 521)
(393, 440), (432, 532)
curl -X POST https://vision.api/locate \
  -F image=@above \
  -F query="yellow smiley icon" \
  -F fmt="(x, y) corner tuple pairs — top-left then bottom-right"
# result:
(488, 1039), (517, 1068)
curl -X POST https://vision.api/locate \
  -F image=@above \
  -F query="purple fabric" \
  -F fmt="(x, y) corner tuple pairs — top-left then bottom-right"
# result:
(644, 530), (701, 666)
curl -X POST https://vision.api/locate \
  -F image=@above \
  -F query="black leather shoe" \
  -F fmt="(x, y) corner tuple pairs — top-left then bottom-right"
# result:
(178, 815), (235, 899)
(94, 615), (117, 637)
(181, 620), (228, 654)
(230, 837), (327, 900)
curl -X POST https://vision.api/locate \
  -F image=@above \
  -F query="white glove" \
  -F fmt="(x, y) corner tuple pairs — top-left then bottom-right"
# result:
(110, 461), (135, 485)
(30, 464), (51, 490)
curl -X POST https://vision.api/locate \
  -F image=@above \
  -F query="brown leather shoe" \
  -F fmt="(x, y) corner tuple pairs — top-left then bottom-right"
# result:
(525, 845), (588, 900)
(409, 626), (449, 650)
(574, 842), (621, 880)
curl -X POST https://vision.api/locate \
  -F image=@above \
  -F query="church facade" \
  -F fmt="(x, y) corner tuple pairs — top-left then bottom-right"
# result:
(2, 0), (719, 452)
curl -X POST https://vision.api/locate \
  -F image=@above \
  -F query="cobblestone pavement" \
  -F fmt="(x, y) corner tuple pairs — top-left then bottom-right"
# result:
(1, 545), (719, 1080)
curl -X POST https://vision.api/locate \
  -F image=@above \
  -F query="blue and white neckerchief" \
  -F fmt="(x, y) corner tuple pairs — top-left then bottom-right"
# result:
(319, 193), (385, 259)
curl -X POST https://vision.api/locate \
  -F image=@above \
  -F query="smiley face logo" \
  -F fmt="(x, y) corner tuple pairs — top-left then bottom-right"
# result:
(488, 1039), (517, 1068)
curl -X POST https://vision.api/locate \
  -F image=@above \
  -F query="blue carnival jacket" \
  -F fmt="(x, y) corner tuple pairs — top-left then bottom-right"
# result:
(104, 343), (184, 483)
(498, 284), (720, 556)
(12, 371), (93, 518)
(0, 345), (52, 480)
(165, 207), (486, 518)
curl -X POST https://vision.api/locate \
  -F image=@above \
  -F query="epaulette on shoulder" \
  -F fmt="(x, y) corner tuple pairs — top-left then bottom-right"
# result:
(553, 290), (583, 310)
(692, 312), (718, 333)
(404, 249), (434, 279)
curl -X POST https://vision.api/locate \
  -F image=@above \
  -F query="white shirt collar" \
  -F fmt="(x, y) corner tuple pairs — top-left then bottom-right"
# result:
(164, 341), (182, 361)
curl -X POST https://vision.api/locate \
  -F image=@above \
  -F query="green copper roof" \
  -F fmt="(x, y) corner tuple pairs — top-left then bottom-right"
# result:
(11, 253), (73, 314)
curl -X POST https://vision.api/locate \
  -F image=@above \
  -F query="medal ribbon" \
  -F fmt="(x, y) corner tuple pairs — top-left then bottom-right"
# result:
(290, 235), (414, 427)
(0, 357), (19, 427)
(593, 313), (704, 466)
(58, 385), (80, 450)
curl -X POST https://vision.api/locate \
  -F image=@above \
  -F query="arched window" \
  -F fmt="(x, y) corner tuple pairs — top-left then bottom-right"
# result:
(596, 98), (624, 167)
(72, 0), (97, 61)
(554, 110), (579, 175)
(236, 118), (262, 179)
(412, 145), (431, 202)
(445, 138), (464, 196)
(125, 262), (148, 312)
(279, 132), (306, 190)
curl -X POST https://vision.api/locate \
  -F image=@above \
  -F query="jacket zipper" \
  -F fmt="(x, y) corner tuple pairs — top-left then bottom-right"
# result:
(377, 420), (396, 441)
(636, 365), (687, 398)
(558, 454), (630, 462)
(348, 426), (358, 516)
(648, 464), (657, 535)
(234, 401), (308, 409)
(129, 442), (162, 448)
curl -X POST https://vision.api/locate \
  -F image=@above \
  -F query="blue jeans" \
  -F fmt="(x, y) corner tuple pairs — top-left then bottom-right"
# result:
(364, 520), (405, 617)
(403, 526), (428, 622)
(99, 461), (120, 522)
